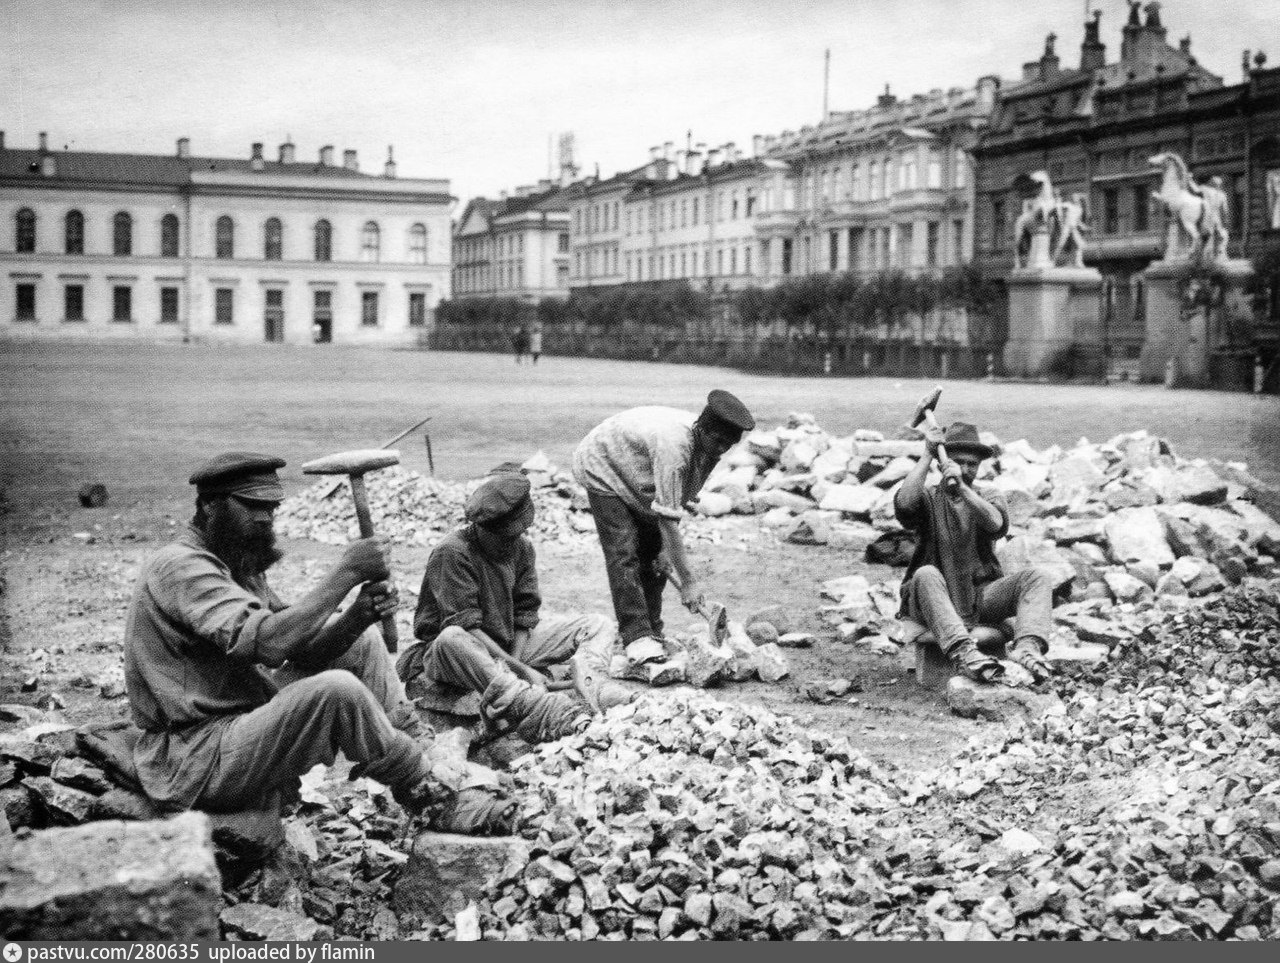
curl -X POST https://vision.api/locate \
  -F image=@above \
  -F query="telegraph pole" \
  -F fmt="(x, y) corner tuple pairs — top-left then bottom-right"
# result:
(822, 48), (831, 119)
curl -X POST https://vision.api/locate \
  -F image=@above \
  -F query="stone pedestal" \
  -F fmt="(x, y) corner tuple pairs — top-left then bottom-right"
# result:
(1139, 258), (1255, 385)
(1004, 265), (1104, 377)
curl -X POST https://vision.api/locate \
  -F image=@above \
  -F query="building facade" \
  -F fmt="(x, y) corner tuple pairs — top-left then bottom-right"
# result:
(0, 134), (452, 346)
(452, 185), (570, 302)
(973, 3), (1280, 365)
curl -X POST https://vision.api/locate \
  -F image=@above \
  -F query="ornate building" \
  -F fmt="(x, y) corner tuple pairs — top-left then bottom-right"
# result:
(0, 133), (452, 345)
(452, 185), (571, 302)
(973, 2), (1280, 370)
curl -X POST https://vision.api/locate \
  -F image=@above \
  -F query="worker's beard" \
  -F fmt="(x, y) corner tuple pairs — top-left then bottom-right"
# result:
(206, 512), (284, 583)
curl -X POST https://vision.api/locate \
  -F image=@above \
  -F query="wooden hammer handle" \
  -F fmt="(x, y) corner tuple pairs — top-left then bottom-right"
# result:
(348, 474), (399, 653)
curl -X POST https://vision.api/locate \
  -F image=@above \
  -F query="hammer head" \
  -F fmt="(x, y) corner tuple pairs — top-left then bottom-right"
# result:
(906, 386), (943, 429)
(301, 449), (401, 477)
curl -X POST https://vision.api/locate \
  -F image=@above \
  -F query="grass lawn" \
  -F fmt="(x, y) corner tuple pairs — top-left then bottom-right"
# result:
(2, 340), (1278, 521)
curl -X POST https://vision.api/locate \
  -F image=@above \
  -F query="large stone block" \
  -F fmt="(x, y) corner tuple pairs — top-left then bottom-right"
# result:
(1104, 506), (1174, 567)
(220, 903), (331, 941)
(0, 811), (221, 939)
(946, 678), (1059, 722)
(394, 832), (530, 924)
(818, 483), (881, 518)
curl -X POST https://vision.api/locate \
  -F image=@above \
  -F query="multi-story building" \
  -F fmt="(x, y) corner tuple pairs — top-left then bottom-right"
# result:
(973, 2), (1280, 364)
(452, 184), (570, 302)
(564, 166), (642, 289)
(0, 133), (452, 346)
(754, 77), (1000, 281)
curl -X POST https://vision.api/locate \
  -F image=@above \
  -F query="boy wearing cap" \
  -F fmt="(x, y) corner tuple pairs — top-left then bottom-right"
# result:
(572, 390), (754, 651)
(402, 468), (621, 743)
(896, 423), (1053, 683)
(123, 452), (512, 834)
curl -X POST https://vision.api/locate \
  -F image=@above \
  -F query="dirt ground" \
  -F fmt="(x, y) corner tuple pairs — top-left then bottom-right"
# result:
(2, 341), (1278, 778)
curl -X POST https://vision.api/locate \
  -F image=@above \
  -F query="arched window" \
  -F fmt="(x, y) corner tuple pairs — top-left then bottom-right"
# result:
(160, 213), (179, 257)
(215, 216), (234, 259)
(263, 217), (282, 260)
(314, 220), (332, 262)
(113, 211), (133, 256)
(65, 210), (84, 254)
(408, 223), (427, 264)
(360, 221), (380, 262)
(15, 208), (36, 253)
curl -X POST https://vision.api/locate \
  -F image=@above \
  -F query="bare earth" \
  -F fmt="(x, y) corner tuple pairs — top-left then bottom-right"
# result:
(2, 341), (1278, 775)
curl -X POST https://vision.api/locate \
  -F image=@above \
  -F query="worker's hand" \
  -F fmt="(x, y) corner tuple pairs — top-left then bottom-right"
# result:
(340, 535), (391, 584)
(679, 578), (706, 614)
(941, 460), (966, 492)
(921, 424), (945, 459)
(351, 580), (398, 627)
(514, 662), (549, 688)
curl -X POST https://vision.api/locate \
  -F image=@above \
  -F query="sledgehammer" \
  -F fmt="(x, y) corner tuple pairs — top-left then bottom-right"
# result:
(302, 449), (401, 652)
(905, 386), (959, 495)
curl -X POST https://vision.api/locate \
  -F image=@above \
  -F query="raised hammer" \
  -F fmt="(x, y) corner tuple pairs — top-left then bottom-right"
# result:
(302, 448), (401, 652)
(905, 386), (958, 494)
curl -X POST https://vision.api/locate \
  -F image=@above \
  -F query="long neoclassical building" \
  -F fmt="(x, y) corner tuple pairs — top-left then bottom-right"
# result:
(0, 132), (452, 346)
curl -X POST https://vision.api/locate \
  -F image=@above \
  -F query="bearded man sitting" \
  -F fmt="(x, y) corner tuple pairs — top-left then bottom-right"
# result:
(123, 452), (513, 834)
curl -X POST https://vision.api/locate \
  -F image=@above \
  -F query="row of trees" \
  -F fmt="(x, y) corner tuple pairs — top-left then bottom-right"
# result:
(435, 267), (1008, 342)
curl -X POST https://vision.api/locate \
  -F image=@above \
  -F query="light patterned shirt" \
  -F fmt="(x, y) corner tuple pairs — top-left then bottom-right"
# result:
(573, 406), (697, 520)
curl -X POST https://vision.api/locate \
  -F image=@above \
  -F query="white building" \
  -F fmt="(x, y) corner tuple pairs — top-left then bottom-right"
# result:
(452, 185), (570, 302)
(0, 133), (452, 346)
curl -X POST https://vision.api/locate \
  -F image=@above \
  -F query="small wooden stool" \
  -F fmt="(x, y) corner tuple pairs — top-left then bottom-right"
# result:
(902, 619), (1015, 691)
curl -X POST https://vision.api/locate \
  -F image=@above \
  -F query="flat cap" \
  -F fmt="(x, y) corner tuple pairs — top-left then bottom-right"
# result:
(465, 470), (533, 527)
(701, 389), (755, 434)
(189, 451), (286, 502)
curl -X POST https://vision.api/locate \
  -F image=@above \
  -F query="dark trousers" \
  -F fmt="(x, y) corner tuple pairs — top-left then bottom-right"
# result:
(587, 490), (667, 644)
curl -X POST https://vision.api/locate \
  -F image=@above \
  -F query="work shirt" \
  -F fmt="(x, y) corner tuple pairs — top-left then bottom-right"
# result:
(414, 525), (540, 652)
(895, 483), (1010, 627)
(572, 406), (704, 520)
(123, 527), (283, 809)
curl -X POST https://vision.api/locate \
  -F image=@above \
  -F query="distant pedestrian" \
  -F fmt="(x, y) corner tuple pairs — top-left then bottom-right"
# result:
(511, 326), (530, 364)
(529, 323), (543, 365)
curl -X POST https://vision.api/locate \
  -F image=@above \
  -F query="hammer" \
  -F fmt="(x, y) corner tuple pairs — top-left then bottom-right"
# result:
(905, 386), (959, 494)
(302, 449), (401, 652)
(660, 562), (729, 646)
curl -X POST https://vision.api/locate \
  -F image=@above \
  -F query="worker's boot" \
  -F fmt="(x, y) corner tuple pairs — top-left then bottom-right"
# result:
(1008, 636), (1051, 683)
(946, 637), (1005, 684)
(392, 744), (515, 836)
(571, 648), (635, 713)
(481, 666), (591, 743)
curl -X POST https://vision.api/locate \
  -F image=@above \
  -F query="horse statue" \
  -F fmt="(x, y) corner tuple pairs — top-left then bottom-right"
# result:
(1149, 152), (1230, 262)
(1012, 171), (1057, 269)
(1052, 191), (1090, 268)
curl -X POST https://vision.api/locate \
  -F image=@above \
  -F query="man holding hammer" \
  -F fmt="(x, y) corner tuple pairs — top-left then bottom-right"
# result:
(123, 452), (513, 834)
(896, 420), (1054, 683)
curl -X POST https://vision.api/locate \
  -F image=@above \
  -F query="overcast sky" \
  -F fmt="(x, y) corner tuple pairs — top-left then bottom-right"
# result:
(2, 0), (1272, 207)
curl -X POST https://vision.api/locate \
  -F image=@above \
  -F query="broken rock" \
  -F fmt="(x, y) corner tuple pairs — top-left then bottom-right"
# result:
(755, 643), (790, 683)
(1104, 506), (1175, 567)
(220, 902), (331, 941)
(946, 677), (1059, 722)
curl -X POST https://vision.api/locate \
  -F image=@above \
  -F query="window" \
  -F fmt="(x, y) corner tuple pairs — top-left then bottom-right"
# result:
(1103, 188), (1119, 234)
(361, 222), (380, 262)
(113, 212), (133, 256)
(926, 151), (942, 189)
(409, 223), (427, 264)
(851, 164), (863, 200)
(64, 284), (84, 321)
(869, 162), (880, 199)
(829, 231), (839, 271)
(314, 220), (332, 262)
(557, 233), (569, 253)
(729, 248), (737, 275)
(954, 150), (968, 189)
(263, 218), (283, 260)
(112, 285), (132, 322)
(65, 210), (84, 255)
(744, 246), (752, 275)
(781, 238), (793, 275)
(361, 290), (379, 326)
(216, 216), (234, 259)
(926, 221), (940, 266)
(160, 286), (179, 323)
(264, 289), (284, 343)
(899, 154), (917, 191)
(953, 219), (965, 264)
(408, 291), (426, 327)
(15, 283), (36, 320)
(1132, 185), (1149, 232)
(731, 194), (740, 219)
(215, 287), (234, 324)
(15, 208), (36, 253)
(159, 214), (179, 257)
(991, 199), (1006, 245)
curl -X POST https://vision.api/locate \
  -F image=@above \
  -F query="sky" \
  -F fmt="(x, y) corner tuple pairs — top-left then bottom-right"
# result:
(2, 0), (1274, 207)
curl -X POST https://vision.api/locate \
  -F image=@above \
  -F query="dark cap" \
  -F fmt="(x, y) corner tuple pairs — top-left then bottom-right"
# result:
(465, 471), (534, 527)
(700, 389), (755, 436)
(943, 422), (994, 460)
(189, 451), (287, 502)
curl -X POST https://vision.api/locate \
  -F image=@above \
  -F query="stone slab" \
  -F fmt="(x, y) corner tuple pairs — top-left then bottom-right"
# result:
(394, 832), (530, 924)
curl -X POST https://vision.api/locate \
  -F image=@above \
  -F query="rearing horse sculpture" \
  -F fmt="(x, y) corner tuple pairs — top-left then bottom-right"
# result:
(1013, 171), (1057, 268)
(1149, 152), (1230, 262)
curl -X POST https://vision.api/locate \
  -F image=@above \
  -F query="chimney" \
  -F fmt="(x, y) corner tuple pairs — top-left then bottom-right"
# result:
(724, 142), (738, 163)
(1081, 10), (1106, 71)
(383, 145), (396, 178)
(675, 149), (687, 175)
(1121, 0), (1142, 61)
(877, 84), (896, 108)
(1022, 61), (1043, 82)
(176, 136), (191, 159)
(1179, 35), (1191, 55)
(1144, 2), (1165, 35)
(662, 141), (673, 161)
(319, 145), (334, 166)
(649, 145), (661, 161)
(1040, 33), (1060, 78)
(279, 139), (296, 164)
(1243, 49), (1253, 80)
(707, 148), (722, 168)
(537, 178), (551, 192)
(976, 74), (1000, 108)
(343, 149), (358, 171)
(685, 150), (701, 175)
(38, 131), (48, 151)
(250, 142), (265, 171)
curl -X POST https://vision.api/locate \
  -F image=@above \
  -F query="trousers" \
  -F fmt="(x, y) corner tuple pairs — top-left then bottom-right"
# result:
(198, 627), (425, 811)
(586, 489), (667, 644)
(907, 564), (1053, 655)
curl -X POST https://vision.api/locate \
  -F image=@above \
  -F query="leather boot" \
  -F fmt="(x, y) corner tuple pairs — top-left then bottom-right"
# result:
(481, 666), (590, 743)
